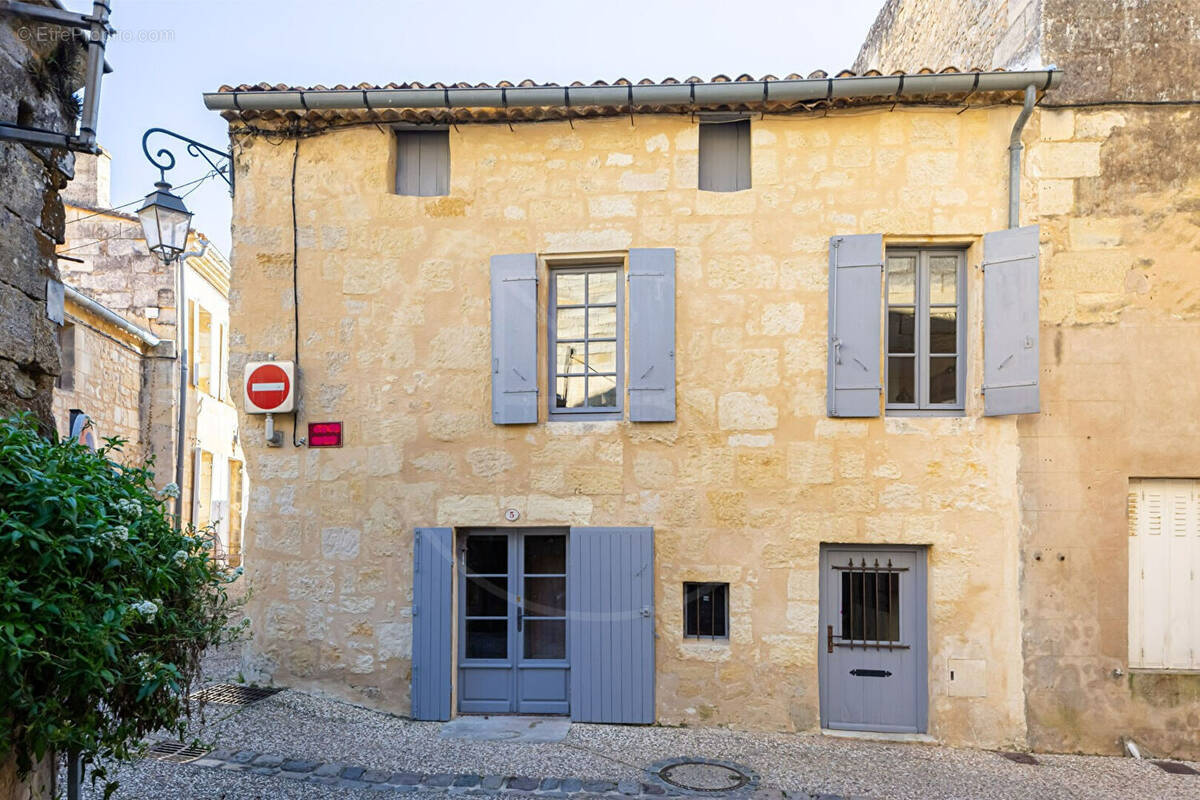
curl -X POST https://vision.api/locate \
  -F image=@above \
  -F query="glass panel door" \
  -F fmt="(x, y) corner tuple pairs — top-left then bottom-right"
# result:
(464, 534), (509, 660)
(521, 535), (566, 659)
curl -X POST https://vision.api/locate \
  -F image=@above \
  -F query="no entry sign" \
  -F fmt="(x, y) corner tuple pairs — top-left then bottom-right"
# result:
(244, 361), (295, 413)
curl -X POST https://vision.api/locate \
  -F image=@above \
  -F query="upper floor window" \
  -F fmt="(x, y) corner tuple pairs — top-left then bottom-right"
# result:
(549, 266), (623, 417)
(395, 129), (449, 197)
(698, 119), (751, 193)
(885, 249), (965, 413)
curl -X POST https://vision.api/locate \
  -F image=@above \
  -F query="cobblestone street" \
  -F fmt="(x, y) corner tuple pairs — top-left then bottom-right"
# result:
(74, 654), (1200, 800)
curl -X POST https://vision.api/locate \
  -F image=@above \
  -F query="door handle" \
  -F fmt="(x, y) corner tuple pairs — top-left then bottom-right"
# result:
(827, 625), (834, 654)
(517, 606), (523, 632)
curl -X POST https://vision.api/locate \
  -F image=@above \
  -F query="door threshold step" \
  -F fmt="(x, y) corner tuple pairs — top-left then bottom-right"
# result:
(821, 729), (937, 745)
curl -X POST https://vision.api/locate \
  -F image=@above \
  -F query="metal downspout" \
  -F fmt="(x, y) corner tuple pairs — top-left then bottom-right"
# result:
(173, 237), (208, 522)
(1008, 84), (1037, 228)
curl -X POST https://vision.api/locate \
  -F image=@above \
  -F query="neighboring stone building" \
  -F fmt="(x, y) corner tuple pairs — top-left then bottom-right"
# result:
(56, 150), (247, 562)
(855, 0), (1200, 760)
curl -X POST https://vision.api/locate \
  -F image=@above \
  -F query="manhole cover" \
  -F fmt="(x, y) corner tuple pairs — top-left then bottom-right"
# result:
(145, 740), (210, 763)
(648, 758), (758, 795)
(191, 683), (283, 705)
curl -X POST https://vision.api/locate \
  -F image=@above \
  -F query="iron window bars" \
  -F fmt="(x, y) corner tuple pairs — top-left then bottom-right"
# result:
(834, 557), (908, 650)
(684, 582), (729, 639)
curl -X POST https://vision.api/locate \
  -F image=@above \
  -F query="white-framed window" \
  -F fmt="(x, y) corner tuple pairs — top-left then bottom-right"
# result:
(1129, 478), (1200, 670)
(548, 265), (623, 418)
(885, 249), (966, 413)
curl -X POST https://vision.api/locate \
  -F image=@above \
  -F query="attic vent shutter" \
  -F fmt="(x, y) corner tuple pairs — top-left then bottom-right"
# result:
(628, 248), (676, 422)
(698, 120), (751, 192)
(411, 527), (453, 720)
(490, 253), (538, 425)
(826, 234), (883, 417)
(983, 225), (1040, 416)
(395, 130), (450, 197)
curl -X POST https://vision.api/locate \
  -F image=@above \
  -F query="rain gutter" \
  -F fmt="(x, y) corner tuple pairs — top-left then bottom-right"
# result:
(64, 285), (160, 347)
(204, 69), (1060, 114)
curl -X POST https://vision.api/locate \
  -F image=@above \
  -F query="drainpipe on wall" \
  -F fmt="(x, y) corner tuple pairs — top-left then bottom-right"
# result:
(173, 237), (208, 522)
(1008, 84), (1038, 228)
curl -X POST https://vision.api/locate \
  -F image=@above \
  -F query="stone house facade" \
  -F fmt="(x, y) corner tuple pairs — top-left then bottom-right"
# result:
(210, 65), (1077, 750)
(856, 0), (1200, 759)
(56, 150), (248, 561)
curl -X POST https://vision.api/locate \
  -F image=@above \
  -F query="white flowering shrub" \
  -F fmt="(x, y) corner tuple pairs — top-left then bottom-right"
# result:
(0, 414), (245, 793)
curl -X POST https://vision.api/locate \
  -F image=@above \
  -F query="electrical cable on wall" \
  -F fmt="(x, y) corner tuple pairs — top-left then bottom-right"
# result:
(290, 135), (303, 447)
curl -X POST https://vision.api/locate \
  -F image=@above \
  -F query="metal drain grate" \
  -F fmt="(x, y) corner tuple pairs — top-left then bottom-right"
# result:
(191, 683), (283, 705)
(145, 740), (210, 763)
(997, 751), (1039, 765)
(649, 758), (758, 795)
(1153, 760), (1199, 775)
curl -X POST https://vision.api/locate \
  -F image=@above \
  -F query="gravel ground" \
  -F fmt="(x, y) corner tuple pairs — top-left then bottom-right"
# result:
(72, 646), (1200, 800)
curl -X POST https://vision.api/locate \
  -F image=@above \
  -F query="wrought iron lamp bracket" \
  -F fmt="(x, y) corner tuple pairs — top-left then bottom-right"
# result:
(142, 127), (234, 193)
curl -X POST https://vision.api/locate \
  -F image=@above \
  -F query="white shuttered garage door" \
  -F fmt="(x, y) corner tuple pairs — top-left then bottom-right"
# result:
(1129, 479), (1200, 670)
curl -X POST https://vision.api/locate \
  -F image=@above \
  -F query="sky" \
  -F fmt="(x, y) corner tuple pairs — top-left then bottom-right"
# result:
(68, 0), (885, 256)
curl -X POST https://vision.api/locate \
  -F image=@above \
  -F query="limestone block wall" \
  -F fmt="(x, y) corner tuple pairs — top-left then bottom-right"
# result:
(0, 18), (77, 429)
(229, 107), (1033, 745)
(1021, 107), (1200, 758)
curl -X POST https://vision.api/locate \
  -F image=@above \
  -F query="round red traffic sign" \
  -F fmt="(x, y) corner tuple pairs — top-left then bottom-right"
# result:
(246, 363), (291, 411)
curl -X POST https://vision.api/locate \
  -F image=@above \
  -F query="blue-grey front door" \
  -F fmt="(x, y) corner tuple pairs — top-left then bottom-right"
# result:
(458, 530), (569, 714)
(819, 546), (928, 733)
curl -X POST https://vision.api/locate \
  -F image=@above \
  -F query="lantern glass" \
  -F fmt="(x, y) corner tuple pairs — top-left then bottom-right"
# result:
(137, 181), (193, 262)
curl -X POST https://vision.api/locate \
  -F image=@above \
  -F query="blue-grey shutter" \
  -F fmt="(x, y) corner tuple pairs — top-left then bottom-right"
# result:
(411, 527), (453, 721)
(983, 224), (1040, 416)
(490, 253), (538, 424)
(568, 526), (655, 724)
(698, 120), (751, 192)
(628, 248), (675, 422)
(396, 131), (449, 196)
(827, 234), (883, 417)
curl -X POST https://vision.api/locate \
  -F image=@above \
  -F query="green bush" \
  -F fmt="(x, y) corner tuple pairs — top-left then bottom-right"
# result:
(0, 414), (244, 793)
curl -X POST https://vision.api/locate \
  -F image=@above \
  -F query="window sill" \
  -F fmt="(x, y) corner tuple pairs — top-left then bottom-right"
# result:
(1127, 667), (1200, 675)
(548, 412), (623, 423)
(885, 408), (966, 418)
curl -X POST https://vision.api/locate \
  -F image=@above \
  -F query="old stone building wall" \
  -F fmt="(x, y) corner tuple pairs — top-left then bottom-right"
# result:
(229, 106), (1035, 745)
(1020, 107), (1200, 758)
(854, 0), (1198, 104)
(854, 0), (1042, 75)
(0, 10), (81, 429)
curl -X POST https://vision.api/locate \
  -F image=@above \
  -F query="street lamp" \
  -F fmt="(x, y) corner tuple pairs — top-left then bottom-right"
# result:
(138, 127), (231, 524)
(136, 180), (193, 264)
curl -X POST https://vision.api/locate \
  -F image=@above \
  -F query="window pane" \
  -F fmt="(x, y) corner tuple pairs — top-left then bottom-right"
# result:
(467, 577), (508, 617)
(466, 619), (507, 659)
(588, 271), (617, 304)
(930, 309), (957, 354)
(588, 306), (617, 339)
(524, 577), (566, 616)
(556, 343), (584, 374)
(887, 357), (916, 405)
(556, 272), (585, 306)
(589, 341), (616, 374)
(524, 535), (565, 574)
(887, 256), (915, 305)
(588, 375), (617, 408)
(556, 308), (585, 340)
(556, 376), (585, 409)
(929, 256), (958, 305)
(929, 357), (957, 404)
(840, 570), (900, 642)
(887, 308), (916, 354)
(465, 535), (507, 574)
(523, 619), (565, 659)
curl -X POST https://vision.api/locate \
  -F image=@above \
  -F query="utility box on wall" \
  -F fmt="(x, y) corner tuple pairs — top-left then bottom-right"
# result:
(243, 361), (295, 414)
